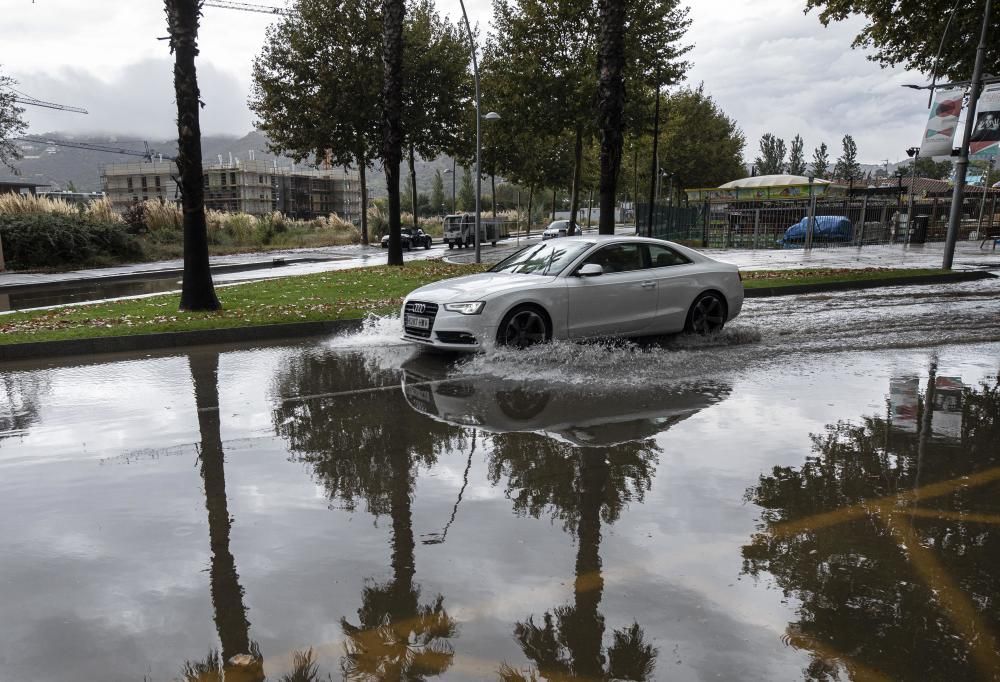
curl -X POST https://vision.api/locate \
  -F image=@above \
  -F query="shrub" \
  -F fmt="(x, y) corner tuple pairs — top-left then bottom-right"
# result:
(143, 199), (182, 232)
(0, 193), (77, 217)
(84, 197), (123, 225)
(121, 201), (147, 234)
(0, 213), (144, 270)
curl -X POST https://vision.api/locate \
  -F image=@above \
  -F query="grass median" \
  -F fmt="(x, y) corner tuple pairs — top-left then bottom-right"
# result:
(0, 263), (957, 347)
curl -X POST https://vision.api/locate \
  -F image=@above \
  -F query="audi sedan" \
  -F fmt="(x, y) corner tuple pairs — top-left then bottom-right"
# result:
(401, 236), (743, 351)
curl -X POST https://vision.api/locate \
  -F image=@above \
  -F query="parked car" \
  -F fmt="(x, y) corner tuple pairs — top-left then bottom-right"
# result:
(780, 215), (853, 247)
(401, 236), (743, 351)
(542, 219), (572, 240)
(381, 227), (432, 250)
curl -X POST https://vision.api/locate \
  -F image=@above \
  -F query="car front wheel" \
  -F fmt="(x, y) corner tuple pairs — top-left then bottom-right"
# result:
(497, 305), (550, 348)
(685, 292), (727, 334)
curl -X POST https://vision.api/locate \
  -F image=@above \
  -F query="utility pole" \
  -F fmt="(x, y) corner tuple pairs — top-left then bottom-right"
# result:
(943, 0), (992, 269)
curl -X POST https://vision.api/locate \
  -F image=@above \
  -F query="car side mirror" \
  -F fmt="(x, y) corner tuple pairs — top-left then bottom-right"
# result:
(578, 263), (603, 277)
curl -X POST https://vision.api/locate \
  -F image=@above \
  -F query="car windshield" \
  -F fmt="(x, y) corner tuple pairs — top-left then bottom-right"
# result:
(489, 241), (593, 276)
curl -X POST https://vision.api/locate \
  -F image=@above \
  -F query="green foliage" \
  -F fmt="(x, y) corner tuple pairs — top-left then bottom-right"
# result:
(0, 67), (27, 171)
(431, 169), (446, 215)
(0, 213), (143, 270)
(653, 85), (745, 192)
(812, 142), (830, 179)
(805, 0), (999, 81)
(912, 156), (954, 180)
(754, 133), (786, 175)
(833, 133), (861, 181)
(787, 134), (807, 176)
(458, 166), (475, 212)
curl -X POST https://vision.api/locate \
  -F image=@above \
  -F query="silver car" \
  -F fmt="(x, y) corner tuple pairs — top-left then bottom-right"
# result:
(542, 220), (572, 240)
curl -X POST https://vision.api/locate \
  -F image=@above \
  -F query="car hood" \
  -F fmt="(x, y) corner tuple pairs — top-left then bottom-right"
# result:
(407, 272), (556, 303)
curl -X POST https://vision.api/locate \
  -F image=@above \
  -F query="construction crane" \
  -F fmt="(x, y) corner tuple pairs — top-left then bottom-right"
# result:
(16, 137), (174, 162)
(203, 1), (289, 14)
(11, 95), (88, 114)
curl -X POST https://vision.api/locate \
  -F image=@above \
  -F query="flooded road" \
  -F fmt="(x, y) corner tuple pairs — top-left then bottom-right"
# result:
(1, 281), (999, 681)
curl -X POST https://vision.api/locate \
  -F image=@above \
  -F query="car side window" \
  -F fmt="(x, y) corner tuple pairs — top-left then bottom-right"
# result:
(645, 244), (691, 268)
(581, 243), (644, 274)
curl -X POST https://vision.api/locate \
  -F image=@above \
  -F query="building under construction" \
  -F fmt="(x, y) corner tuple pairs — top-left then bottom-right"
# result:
(101, 160), (362, 222)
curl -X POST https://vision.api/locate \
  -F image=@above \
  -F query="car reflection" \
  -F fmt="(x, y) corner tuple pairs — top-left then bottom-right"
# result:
(399, 355), (731, 447)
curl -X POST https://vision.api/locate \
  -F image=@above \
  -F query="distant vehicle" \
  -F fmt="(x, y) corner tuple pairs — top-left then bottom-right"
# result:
(781, 215), (854, 246)
(542, 219), (572, 240)
(401, 236), (744, 351)
(381, 227), (432, 250)
(442, 213), (506, 249)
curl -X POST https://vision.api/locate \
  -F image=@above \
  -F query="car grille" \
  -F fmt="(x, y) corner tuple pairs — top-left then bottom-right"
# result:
(403, 301), (438, 339)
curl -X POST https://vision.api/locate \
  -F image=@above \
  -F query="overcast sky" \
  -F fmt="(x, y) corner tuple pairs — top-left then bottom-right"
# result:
(4, 0), (933, 166)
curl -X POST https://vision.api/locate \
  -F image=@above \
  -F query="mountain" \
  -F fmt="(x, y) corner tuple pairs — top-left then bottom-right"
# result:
(12, 130), (466, 197)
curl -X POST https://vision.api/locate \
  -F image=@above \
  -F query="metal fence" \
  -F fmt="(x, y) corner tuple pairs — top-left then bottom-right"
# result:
(639, 193), (1000, 249)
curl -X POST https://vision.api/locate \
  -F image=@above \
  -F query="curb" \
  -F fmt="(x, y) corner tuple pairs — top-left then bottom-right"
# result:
(743, 270), (995, 297)
(0, 318), (364, 363)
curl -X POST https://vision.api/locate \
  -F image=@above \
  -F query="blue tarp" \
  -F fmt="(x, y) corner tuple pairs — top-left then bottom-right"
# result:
(781, 215), (853, 246)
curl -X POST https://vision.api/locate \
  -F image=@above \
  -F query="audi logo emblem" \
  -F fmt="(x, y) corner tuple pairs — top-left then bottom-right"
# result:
(412, 303), (426, 314)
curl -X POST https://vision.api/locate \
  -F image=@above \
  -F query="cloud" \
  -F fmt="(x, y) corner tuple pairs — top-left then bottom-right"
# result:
(15, 58), (254, 139)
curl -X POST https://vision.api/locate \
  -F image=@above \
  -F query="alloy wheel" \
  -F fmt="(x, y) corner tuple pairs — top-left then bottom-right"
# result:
(501, 309), (548, 348)
(690, 295), (725, 334)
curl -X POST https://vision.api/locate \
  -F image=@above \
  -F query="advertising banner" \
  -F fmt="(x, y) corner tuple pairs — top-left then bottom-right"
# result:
(970, 83), (1000, 160)
(920, 88), (963, 157)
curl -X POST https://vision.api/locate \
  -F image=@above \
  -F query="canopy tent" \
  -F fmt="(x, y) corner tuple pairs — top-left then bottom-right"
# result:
(718, 175), (833, 189)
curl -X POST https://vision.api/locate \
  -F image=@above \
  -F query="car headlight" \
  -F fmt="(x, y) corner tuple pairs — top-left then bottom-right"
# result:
(443, 301), (485, 315)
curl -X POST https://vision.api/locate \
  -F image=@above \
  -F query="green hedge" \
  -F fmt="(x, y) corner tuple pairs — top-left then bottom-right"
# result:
(0, 214), (144, 270)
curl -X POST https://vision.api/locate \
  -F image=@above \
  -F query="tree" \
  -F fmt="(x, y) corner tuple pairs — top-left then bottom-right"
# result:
(381, 0), (406, 265)
(458, 166), (475, 212)
(811, 142), (830, 179)
(657, 85), (745, 195)
(787, 134), (807, 176)
(912, 156), (954, 180)
(0, 69), (26, 171)
(833, 133), (861, 181)
(431, 169), (446, 214)
(754, 133), (786, 175)
(250, 0), (381, 245)
(595, 0), (626, 235)
(164, 0), (220, 312)
(805, 0), (999, 82)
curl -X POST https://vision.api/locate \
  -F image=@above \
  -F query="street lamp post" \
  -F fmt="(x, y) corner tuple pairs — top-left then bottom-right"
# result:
(486, 111), (501, 221)
(943, 0), (992, 269)
(443, 165), (455, 214)
(906, 146), (920, 243)
(457, 0), (483, 263)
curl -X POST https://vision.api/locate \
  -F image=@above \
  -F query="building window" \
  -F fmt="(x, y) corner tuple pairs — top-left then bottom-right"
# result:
(259, 175), (264, 184)
(155, 176), (161, 189)
(230, 172), (237, 185)
(203, 174), (210, 188)
(127, 177), (133, 191)
(141, 176), (148, 190)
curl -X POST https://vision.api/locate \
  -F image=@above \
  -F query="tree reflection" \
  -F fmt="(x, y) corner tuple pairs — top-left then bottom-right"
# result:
(490, 434), (659, 680)
(742, 374), (1000, 680)
(183, 351), (264, 682)
(271, 351), (465, 680)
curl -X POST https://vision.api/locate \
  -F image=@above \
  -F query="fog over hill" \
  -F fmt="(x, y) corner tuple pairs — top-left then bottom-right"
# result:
(12, 130), (464, 197)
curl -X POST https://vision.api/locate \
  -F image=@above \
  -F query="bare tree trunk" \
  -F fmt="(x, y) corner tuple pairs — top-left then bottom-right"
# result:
(381, 0), (405, 265)
(568, 124), (583, 235)
(408, 144), (419, 229)
(358, 142), (369, 246)
(596, 0), (626, 236)
(491, 173), (497, 218)
(166, 0), (220, 311)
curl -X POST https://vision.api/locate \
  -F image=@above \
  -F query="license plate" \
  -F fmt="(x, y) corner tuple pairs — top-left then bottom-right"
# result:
(405, 314), (430, 330)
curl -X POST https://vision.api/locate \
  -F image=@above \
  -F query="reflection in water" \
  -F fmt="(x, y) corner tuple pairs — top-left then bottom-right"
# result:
(400, 354), (729, 447)
(743, 370), (1000, 680)
(272, 351), (464, 680)
(185, 351), (265, 682)
(0, 371), (50, 445)
(494, 438), (659, 681)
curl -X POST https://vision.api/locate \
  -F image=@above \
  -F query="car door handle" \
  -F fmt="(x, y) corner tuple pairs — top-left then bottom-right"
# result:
(640, 281), (656, 288)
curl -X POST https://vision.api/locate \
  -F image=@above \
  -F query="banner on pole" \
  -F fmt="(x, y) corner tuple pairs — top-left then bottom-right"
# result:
(920, 88), (963, 157)
(970, 83), (1000, 160)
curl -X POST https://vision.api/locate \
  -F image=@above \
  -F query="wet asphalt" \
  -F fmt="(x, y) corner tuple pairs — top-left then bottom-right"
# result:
(2, 280), (1000, 680)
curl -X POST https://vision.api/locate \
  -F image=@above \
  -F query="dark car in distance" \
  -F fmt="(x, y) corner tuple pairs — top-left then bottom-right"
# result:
(381, 227), (433, 250)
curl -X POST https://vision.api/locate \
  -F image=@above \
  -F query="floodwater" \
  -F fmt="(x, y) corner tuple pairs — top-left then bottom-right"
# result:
(1, 281), (1000, 681)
